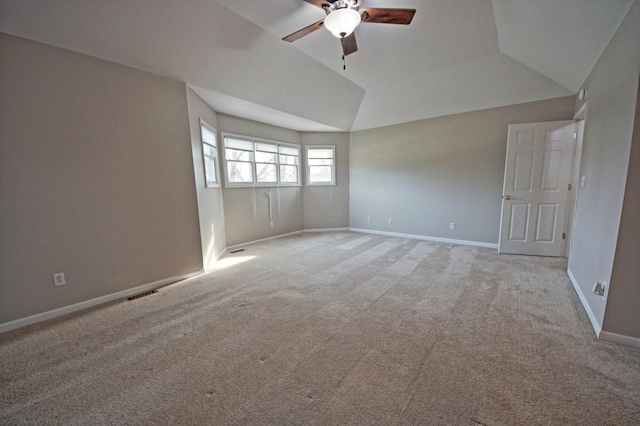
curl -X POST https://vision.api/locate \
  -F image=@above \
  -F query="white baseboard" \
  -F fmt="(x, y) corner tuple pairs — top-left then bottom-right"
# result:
(567, 267), (602, 337)
(349, 227), (499, 249)
(204, 248), (229, 272)
(215, 247), (228, 262)
(226, 230), (305, 252)
(0, 269), (203, 334)
(225, 228), (350, 253)
(225, 227), (497, 253)
(304, 227), (350, 233)
(599, 331), (640, 349)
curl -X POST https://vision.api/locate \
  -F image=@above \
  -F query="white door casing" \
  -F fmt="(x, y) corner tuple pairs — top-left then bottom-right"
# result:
(499, 121), (576, 256)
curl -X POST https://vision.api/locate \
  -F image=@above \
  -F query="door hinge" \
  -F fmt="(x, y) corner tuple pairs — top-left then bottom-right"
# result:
(562, 232), (566, 240)
(568, 183), (572, 191)
(573, 132), (577, 139)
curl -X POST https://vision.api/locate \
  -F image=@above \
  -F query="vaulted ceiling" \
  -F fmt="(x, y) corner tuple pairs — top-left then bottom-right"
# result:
(0, 0), (635, 131)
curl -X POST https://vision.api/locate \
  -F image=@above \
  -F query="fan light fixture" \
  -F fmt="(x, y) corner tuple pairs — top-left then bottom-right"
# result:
(324, 8), (361, 38)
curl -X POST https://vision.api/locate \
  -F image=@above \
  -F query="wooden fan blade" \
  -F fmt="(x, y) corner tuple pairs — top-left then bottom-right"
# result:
(360, 8), (416, 25)
(282, 19), (325, 42)
(341, 33), (358, 56)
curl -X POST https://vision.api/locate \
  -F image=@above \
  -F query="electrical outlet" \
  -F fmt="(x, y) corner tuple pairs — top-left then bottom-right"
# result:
(592, 282), (606, 297)
(269, 221), (274, 229)
(53, 273), (66, 287)
(367, 216), (371, 223)
(387, 218), (392, 225)
(450, 222), (456, 230)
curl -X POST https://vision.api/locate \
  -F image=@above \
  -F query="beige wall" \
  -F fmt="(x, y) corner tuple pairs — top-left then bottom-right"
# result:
(349, 97), (576, 245)
(216, 114), (304, 247)
(568, 0), (640, 337)
(603, 77), (640, 339)
(302, 132), (350, 230)
(0, 34), (202, 325)
(186, 87), (227, 270)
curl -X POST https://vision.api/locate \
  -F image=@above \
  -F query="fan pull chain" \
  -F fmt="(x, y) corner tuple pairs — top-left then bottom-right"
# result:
(342, 54), (346, 71)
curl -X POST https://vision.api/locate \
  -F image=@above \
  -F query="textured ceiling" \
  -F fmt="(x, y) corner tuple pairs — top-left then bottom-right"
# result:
(0, 0), (635, 131)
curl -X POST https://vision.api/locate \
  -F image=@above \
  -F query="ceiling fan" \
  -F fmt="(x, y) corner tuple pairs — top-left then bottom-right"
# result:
(282, 0), (416, 57)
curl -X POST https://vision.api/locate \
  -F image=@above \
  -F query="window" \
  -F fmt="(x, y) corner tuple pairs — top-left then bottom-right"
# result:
(225, 138), (254, 184)
(222, 133), (300, 187)
(255, 142), (278, 183)
(280, 146), (300, 183)
(306, 145), (336, 186)
(200, 119), (220, 187)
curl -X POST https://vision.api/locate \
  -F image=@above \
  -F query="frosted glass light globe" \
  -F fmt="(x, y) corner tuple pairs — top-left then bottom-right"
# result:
(324, 8), (361, 38)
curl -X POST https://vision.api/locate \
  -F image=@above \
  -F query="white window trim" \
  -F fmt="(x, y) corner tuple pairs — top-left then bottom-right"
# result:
(306, 145), (336, 186)
(222, 132), (301, 188)
(199, 118), (220, 188)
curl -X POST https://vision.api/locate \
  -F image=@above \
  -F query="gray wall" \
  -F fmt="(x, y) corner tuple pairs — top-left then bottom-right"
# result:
(349, 97), (576, 245)
(605, 79), (640, 339)
(186, 87), (227, 270)
(217, 114), (304, 247)
(0, 34), (202, 324)
(568, 0), (640, 336)
(302, 132), (350, 230)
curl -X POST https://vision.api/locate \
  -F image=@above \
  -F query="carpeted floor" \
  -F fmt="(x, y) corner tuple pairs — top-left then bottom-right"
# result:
(1, 232), (639, 425)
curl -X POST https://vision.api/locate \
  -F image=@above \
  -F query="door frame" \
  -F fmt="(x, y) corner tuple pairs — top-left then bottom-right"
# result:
(565, 103), (587, 257)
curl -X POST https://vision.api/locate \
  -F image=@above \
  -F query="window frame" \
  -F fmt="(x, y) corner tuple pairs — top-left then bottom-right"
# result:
(306, 145), (336, 186)
(221, 132), (301, 188)
(224, 137), (255, 185)
(199, 119), (220, 188)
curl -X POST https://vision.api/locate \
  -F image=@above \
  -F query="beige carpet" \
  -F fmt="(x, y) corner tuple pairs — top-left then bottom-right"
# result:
(1, 232), (639, 425)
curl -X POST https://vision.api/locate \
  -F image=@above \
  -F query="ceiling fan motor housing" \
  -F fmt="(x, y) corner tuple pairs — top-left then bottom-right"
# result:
(324, 0), (360, 14)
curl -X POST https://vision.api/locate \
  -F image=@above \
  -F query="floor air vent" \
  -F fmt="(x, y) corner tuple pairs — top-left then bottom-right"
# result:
(127, 289), (158, 301)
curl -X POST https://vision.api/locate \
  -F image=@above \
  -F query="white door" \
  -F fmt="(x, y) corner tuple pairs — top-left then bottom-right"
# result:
(498, 121), (576, 256)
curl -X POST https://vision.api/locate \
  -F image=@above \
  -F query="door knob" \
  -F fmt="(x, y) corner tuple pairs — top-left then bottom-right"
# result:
(504, 195), (512, 200)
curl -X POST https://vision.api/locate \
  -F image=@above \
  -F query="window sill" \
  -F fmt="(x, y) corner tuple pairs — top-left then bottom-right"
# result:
(224, 183), (302, 189)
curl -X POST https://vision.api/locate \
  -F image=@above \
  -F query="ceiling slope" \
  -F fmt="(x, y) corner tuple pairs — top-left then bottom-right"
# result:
(351, 53), (573, 131)
(0, 0), (634, 131)
(493, 0), (636, 93)
(0, 0), (364, 131)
